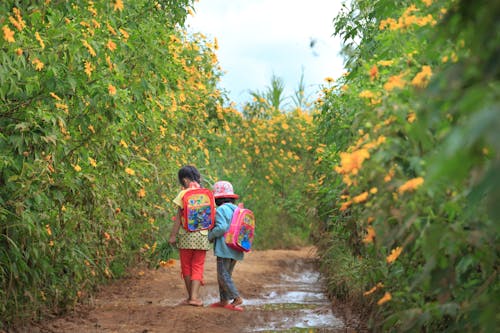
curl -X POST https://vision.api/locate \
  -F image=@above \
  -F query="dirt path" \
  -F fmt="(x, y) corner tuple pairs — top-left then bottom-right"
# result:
(25, 247), (359, 333)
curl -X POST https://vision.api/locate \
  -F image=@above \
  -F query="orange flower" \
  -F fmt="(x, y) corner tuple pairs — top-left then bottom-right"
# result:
(398, 177), (424, 193)
(159, 259), (176, 268)
(369, 65), (378, 80)
(386, 246), (403, 264)
(88, 157), (97, 167)
(35, 32), (45, 49)
(114, 0), (124, 12)
(353, 191), (368, 204)
(363, 282), (384, 296)
(108, 84), (117, 95)
(362, 226), (376, 244)
(407, 112), (416, 123)
(45, 224), (52, 236)
(377, 292), (392, 305)
(411, 65), (432, 88)
(384, 73), (406, 91)
(339, 200), (352, 212)
(359, 90), (375, 99)
(106, 39), (117, 51)
(138, 188), (146, 198)
(2, 25), (15, 43)
(32, 58), (44, 71)
(84, 61), (93, 78)
(119, 28), (129, 41)
(125, 167), (135, 175)
(50, 92), (61, 100)
(334, 149), (370, 175)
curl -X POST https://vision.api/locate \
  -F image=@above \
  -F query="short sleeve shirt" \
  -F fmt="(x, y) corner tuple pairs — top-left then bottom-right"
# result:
(173, 189), (211, 250)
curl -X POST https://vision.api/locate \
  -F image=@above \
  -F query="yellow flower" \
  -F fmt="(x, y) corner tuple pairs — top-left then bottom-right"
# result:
(359, 90), (375, 99)
(378, 60), (394, 66)
(119, 28), (129, 41)
(32, 58), (44, 71)
(125, 167), (135, 175)
(82, 39), (96, 57)
(411, 65), (432, 88)
(108, 84), (117, 95)
(50, 92), (61, 100)
(2, 25), (15, 43)
(106, 39), (117, 51)
(45, 224), (52, 236)
(353, 191), (368, 204)
(384, 73), (406, 91)
(398, 177), (424, 193)
(407, 112), (416, 123)
(369, 65), (378, 80)
(88, 125), (95, 134)
(114, 0), (124, 12)
(35, 31), (45, 49)
(339, 200), (352, 212)
(324, 77), (334, 84)
(334, 149), (370, 175)
(362, 226), (376, 244)
(88, 157), (97, 167)
(84, 61), (93, 78)
(119, 139), (128, 148)
(138, 188), (146, 198)
(377, 292), (392, 305)
(370, 187), (378, 194)
(363, 282), (383, 296)
(386, 246), (403, 264)
(73, 164), (82, 172)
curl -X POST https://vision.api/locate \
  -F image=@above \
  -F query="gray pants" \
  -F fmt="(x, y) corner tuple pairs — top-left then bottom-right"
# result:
(216, 257), (239, 301)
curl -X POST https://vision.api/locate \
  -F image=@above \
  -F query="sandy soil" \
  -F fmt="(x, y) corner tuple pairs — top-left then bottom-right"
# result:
(18, 247), (360, 333)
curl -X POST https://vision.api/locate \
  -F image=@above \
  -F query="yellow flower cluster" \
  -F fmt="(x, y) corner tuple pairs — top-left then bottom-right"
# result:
(398, 177), (424, 194)
(334, 149), (370, 176)
(379, 5), (436, 31)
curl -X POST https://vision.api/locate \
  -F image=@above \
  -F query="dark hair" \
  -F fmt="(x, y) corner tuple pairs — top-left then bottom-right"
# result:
(215, 197), (236, 206)
(178, 165), (201, 187)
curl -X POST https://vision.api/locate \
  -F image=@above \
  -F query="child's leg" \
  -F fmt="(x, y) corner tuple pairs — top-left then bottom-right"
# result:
(216, 257), (240, 303)
(188, 250), (207, 305)
(179, 249), (193, 301)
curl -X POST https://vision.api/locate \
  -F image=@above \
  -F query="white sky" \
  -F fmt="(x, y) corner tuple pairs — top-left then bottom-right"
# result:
(185, 0), (345, 109)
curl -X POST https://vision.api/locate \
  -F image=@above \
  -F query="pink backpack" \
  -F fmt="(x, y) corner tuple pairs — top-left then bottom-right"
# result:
(224, 203), (255, 252)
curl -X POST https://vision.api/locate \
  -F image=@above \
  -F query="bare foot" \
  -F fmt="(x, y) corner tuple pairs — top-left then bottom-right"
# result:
(188, 299), (203, 307)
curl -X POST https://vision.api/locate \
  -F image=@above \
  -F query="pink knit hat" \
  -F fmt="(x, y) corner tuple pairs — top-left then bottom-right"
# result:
(213, 181), (239, 199)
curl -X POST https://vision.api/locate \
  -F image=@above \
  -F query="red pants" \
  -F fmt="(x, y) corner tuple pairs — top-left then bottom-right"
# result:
(179, 249), (207, 282)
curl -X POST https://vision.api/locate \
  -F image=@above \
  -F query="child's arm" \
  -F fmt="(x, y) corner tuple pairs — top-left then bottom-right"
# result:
(168, 207), (182, 245)
(208, 207), (230, 241)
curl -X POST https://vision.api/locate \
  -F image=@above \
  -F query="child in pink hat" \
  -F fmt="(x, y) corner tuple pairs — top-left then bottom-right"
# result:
(208, 181), (244, 311)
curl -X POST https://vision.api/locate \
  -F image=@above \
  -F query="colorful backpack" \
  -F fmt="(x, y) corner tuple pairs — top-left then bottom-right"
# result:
(224, 203), (255, 252)
(181, 185), (215, 232)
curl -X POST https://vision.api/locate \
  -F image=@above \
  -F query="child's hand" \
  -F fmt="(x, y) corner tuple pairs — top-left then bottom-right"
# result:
(168, 234), (176, 245)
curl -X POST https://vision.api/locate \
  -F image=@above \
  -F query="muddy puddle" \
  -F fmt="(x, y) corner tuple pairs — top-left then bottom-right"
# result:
(205, 260), (345, 332)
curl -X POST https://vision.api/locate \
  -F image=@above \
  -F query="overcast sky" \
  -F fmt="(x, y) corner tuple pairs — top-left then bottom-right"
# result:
(185, 0), (345, 109)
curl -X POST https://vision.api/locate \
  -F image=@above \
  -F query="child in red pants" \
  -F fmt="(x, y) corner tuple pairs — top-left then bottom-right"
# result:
(168, 165), (211, 306)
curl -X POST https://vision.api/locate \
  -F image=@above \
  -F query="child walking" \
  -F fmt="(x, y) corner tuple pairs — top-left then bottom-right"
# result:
(208, 181), (244, 311)
(168, 165), (212, 307)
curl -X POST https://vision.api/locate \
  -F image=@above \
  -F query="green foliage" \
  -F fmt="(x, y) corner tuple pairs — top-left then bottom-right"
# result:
(314, 0), (499, 331)
(0, 0), (318, 328)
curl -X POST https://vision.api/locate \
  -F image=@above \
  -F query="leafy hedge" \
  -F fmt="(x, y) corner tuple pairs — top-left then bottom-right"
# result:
(0, 1), (318, 327)
(313, 0), (499, 331)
